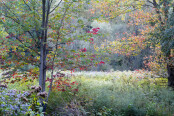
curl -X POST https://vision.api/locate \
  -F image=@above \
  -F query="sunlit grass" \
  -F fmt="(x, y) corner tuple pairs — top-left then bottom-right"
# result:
(68, 70), (173, 115)
(1, 70), (174, 115)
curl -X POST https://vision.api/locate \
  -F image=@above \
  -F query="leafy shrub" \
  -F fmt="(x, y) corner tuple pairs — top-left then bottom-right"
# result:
(46, 76), (81, 115)
(144, 45), (167, 77)
(119, 104), (146, 116)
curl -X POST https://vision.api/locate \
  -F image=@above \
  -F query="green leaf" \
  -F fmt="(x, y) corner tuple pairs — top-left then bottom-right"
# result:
(77, 19), (84, 25)
(39, 107), (43, 113)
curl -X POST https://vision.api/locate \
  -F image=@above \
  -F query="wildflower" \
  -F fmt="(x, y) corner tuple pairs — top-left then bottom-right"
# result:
(1, 103), (5, 107)
(1, 96), (5, 101)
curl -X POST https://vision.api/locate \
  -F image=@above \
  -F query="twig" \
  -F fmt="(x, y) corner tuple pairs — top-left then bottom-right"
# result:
(47, 2), (73, 102)
(49, 0), (63, 14)
(22, 0), (32, 11)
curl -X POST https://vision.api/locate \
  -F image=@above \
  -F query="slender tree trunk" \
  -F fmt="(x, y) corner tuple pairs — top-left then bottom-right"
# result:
(38, 0), (51, 113)
(39, 0), (49, 92)
(39, 38), (47, 92)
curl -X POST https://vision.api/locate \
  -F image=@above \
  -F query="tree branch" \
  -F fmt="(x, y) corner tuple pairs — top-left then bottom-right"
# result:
(147, 0), (154, 5)
(2, 2), (21, 22)
(2, 1), (38, 43)
(22, 0), (32, 11)
(4, 15), (38, 44)
(3, 26), (40, 56)
(47, 2), (73, 102)
(49, 0), (63, 14)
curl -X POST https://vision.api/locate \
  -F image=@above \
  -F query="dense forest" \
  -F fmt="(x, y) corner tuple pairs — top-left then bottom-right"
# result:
(0, 0), (174, 115)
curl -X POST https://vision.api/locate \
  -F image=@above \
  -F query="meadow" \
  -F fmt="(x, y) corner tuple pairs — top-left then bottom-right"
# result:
(1, 70), (174, 116)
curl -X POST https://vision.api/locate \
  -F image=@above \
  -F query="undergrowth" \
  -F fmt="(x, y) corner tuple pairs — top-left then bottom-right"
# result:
(1, 70), (174, 116)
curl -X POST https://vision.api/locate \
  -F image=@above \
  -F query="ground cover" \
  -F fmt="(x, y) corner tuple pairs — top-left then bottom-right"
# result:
(1, 70), (174, 116)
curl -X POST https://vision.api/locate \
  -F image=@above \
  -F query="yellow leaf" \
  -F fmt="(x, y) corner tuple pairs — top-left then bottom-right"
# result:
(14, 47), (16, 52)
(21, 52), (25, 56)
(121, 15), (125, 21)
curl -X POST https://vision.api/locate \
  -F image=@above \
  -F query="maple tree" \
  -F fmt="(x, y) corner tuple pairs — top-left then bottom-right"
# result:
(0, 0), (102, 99)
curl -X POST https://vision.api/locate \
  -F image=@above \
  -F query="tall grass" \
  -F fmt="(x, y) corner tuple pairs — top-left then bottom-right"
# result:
(2, 70), (174, 115)
(47, 71), (174, 115)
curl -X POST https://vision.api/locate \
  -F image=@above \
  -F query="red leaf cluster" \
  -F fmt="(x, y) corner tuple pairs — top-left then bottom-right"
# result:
(81, 48), (87, 52)
(99, 61), (105, 64)
(90, 38), (94, 44)
(87, 27), (100, 35)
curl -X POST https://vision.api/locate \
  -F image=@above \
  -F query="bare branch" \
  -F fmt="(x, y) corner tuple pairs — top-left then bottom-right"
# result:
(143, 4), (154, 8)
(50, 0), (54, 6)
(49, 0), (63, 14)
(22, 0), (32, 11)
(147, 0), (154, 5)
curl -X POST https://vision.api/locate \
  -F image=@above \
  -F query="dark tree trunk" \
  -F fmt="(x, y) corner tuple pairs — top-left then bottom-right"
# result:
(167, 63), (174, 88)
(39, 40), (47, 92)
(39, 0), (50, 92)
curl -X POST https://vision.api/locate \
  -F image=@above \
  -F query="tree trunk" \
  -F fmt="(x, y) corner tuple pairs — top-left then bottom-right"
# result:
(167, 63), (174, 88)
(167, 50), (174, 88)
(39, 40), (47, 92)
(39, 0), (48, 92)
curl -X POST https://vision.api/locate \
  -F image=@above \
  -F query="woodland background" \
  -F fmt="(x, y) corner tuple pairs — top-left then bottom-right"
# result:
(0, 0), (174, 115)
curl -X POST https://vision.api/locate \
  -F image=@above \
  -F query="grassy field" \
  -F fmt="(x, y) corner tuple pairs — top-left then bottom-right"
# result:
(46, 71), (174, 116)
(1, 70), (174, 116)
